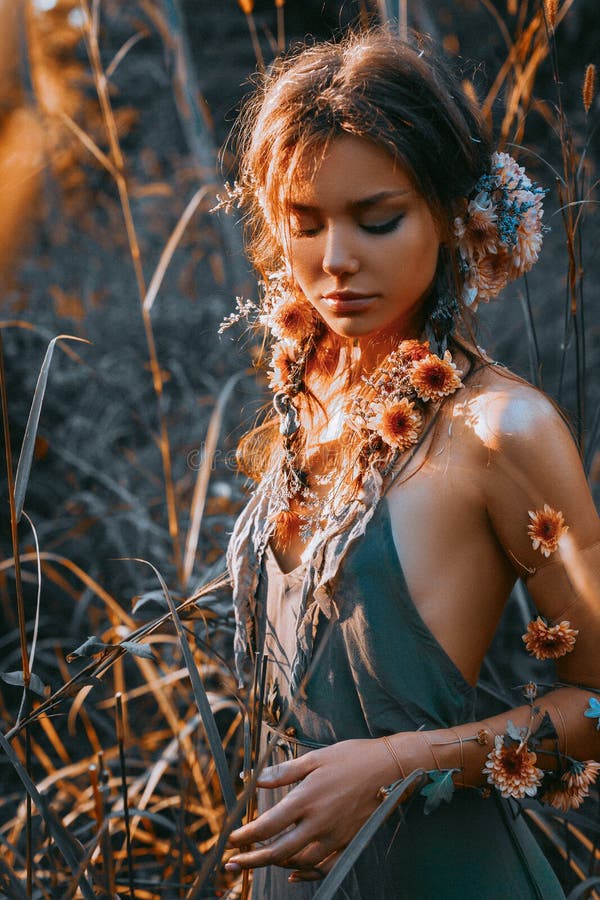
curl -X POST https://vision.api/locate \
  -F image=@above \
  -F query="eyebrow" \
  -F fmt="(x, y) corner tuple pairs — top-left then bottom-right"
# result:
(288, 189), (412, 212)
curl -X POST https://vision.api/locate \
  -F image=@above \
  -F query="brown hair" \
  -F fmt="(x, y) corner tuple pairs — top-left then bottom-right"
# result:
(228, 26), (493, 480)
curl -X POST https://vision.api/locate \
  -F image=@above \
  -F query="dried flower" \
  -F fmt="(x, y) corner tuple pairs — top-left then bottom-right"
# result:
(584, 696), (600, 729)
(522, 617), (578, 660)
(399, 339), (431, 362)
(267, 343), (297, 392)
(564, 759), (600, 792)
(542, 761), (600, 811)
(269, 299), (315, 343)
(366, 398), (422, 451)
(218, 295), (259, 333)
(454, 151), (546, 306)
(541, 777), (586, 811)
(583, 64), (596, 115)
(238, 0), (254, 13)
(527, 504), (568, 556)
(465, 251), (511, 303)
(409, 351), (463, 401)
(484, 735), (543, 799)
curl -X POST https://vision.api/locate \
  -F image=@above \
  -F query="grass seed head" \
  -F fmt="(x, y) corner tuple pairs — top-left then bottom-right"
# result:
(583, 64), (596, 114)
(543, 0), (558, 31)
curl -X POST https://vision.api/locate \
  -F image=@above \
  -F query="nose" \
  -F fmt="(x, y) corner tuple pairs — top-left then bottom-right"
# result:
(322, 223), (360, 277)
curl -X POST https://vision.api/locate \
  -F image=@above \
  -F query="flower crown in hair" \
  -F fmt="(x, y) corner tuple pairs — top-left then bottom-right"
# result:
(454, 151), (547, 309)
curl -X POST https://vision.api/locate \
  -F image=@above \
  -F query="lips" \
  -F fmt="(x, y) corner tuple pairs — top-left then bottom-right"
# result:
(322, 291), (376, 313)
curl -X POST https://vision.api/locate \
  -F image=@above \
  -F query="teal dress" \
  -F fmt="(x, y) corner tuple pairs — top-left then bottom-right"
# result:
(226, 429), (565, 899)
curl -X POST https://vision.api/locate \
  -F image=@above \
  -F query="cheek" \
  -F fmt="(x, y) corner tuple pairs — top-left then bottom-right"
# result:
(287, 242), (320, 286)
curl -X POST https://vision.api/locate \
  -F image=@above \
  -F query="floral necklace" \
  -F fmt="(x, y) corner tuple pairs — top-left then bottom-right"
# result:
(267, 328), (465, 546)
(219, 272), (466, 546)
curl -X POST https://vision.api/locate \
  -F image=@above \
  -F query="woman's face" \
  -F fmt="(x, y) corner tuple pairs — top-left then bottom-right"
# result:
(283, 135), (442, 351)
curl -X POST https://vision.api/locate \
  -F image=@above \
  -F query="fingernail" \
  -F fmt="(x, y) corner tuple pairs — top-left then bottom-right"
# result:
(224, 862), (241, 873)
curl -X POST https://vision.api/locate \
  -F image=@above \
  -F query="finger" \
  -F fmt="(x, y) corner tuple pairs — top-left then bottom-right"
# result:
(288, 851), (340, 882)
(228, 792), (304, 847)
(278, 838), (337, 871)
(226, 823), (312, 870)
(255, 752), (317, 789)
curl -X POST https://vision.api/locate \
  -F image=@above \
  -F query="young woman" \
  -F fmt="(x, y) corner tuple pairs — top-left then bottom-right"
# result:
(221, 28), (600, 898)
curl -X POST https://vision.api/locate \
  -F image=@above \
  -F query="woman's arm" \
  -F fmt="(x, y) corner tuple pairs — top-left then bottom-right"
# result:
(226, 385), (600, 880)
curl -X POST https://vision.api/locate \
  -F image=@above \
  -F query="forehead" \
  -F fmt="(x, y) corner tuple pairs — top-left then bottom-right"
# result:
(285, 134), (417, 208)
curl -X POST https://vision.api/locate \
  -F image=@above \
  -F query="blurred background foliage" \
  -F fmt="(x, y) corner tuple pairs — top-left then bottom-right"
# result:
(0, 0), (599, 896)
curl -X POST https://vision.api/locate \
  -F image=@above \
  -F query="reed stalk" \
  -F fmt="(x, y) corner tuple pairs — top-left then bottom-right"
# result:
(115, 692), (135, 898)
(78, 0), (184, 587)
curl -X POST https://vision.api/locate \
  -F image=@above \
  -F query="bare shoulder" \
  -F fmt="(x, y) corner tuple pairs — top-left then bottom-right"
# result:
(455, 359), (600, 555)
(459, 361), (569, 449)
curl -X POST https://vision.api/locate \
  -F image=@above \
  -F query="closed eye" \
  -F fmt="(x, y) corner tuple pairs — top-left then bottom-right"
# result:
(361, 215), (404, 235)
(289, 213), (405, 238)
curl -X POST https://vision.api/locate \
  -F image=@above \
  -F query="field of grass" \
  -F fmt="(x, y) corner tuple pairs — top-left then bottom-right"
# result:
(1, 0), (599, 896)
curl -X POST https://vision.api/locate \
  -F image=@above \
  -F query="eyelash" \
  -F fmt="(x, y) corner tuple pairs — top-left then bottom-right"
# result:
(362, 215), (404, 235)
(292, 214), (404, 238)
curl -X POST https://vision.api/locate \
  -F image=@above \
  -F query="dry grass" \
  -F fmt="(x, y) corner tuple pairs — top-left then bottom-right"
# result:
(0, 1), (598, 897)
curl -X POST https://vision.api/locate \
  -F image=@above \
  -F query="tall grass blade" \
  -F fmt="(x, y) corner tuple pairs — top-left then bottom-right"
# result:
(183, 368), (248, 587)
(0, 852), (28, 900)
(14, 334), (91, 522)
(127, 558), (237, 812)
(58, 111), (118, 178)
(143, 185), (215, 313)
(0, 328), (30, 691)
(313, 770), (427, 900)
(106, 29), (149, 79)
(115, 692), (135, 899)
(0, 730), (97, 900)
(14, 511), (43, 728)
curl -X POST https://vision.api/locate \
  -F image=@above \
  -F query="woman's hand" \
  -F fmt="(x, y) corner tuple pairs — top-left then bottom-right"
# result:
(225, 737), (398, 881)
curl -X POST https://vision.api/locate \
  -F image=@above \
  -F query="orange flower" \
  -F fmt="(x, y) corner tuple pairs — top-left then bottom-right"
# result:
(270, 299), (315, 343)
(527, 504), (568, 557)
(522, 617), (578, 660)
(505, 195), (544, 279)
(563, 759), (600, 792)
(399, 339), (430, 362)
(409, 351), (463, 401)
(541, 779), (587, 812)
(455, 192), (498, 258)
(542, 762), (600, 811)
(267, 343), (296, 391)
(483, 735), (543, 799)
(467, 250), (510, 302)
(366, 398), (422, 451)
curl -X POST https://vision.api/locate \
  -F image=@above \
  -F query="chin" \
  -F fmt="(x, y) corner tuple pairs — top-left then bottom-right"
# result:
(322, 317), (377, 339)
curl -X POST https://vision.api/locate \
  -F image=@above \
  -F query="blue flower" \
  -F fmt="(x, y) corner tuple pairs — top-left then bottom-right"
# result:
(584, 696), (600, 729)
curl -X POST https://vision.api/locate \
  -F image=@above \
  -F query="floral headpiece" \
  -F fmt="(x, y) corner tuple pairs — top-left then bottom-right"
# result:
(454, 151), (547, 309)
